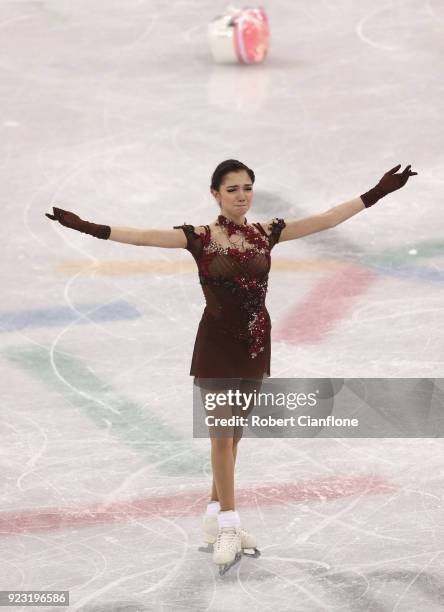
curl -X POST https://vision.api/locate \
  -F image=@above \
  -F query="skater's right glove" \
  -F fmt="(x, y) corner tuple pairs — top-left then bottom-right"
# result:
(45, 206), (111, 239)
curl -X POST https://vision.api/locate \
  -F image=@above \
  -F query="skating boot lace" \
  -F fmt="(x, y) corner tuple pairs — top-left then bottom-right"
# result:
(215, 526), (239, 553)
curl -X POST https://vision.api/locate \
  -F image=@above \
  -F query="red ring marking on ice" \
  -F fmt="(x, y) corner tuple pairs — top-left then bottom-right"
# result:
(0, 474), (396, 536)
(272, 264), (378, 343)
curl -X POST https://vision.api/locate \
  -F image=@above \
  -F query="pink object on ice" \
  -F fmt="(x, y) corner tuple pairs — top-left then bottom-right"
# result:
(233, 7), (270, 64)
(207, 6), (270, 65)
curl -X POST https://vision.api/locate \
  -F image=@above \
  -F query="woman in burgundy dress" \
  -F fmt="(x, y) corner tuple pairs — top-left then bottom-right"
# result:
(45, 158), (416, 574)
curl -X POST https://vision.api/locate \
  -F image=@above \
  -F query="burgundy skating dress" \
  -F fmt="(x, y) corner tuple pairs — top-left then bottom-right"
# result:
(173, 216), (286, 386)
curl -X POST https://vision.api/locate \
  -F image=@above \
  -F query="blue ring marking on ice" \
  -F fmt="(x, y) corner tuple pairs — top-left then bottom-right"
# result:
(364, 263), (444, 283)
(0, 299), (141, 332)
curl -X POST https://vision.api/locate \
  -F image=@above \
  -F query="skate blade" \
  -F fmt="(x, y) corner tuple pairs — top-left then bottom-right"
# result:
(242, 547), (261, 558)
(218, 551), (242, 576)
(198, 543), (214, 553)
(199, 544), (260, 559)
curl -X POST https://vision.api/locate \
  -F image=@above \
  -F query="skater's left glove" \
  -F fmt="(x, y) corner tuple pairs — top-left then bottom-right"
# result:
(360, 164), (418, 208)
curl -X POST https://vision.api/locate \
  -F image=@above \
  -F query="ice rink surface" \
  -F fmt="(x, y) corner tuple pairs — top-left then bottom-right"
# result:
(1, 0), (444, 610)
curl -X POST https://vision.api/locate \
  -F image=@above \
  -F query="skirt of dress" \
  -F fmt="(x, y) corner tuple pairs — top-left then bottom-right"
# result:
(190, 309), (271, 388)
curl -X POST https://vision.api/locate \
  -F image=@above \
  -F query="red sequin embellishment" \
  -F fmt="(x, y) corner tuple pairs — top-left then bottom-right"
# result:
(175, 217), (286, 359)
(199, 215), (273, 358)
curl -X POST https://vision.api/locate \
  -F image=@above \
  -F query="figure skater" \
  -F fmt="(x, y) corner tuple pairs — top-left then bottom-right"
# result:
(45, 159), (417, 575)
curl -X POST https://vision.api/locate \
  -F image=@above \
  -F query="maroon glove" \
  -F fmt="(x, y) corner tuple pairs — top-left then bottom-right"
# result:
(360, 164), (418, 208)
(45, 206), (111, 239)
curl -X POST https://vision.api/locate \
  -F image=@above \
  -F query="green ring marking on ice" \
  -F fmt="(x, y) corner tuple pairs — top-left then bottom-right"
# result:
(366, 239), (444, 266)
(2, 345), (208, 477)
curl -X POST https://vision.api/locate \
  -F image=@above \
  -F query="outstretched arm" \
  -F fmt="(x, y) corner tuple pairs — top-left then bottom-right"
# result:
(278, 197), (364, 242)
(109, 227), (187, 248)
(45, 206), (188, 248)
(276, 163), (418, 243)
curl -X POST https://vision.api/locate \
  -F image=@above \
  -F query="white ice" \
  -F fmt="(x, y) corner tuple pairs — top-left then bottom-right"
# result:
(1, 0), (443, 610)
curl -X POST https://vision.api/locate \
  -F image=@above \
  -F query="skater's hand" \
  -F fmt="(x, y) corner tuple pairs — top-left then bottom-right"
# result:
(45, 206), (84, 230)
(361, 163), (418, 207)
(45, 205), (111, 239)
(376, 164), (418, 195)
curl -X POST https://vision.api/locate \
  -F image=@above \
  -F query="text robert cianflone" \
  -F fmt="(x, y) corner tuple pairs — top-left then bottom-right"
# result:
(204, 389), (319, 411)
(205, 415), (359, 428)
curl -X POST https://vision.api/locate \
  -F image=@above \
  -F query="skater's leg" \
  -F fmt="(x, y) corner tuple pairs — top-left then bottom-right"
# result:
(210, 478), (218, 502)
(200, 378), (263, 511)
(198, 380), (238, 512)
(197, 379), (261, 568)
(211, 437), (235, 511)
(231, 376), (264, 446)
(232, 440), (239, 464)
(209, 378), (262, 507)
(211, 438), (238, 501)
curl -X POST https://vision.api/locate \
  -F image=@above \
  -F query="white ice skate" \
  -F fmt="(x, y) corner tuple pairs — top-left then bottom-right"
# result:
(199, 514), (261, 559)
(212, 526), (243, 575)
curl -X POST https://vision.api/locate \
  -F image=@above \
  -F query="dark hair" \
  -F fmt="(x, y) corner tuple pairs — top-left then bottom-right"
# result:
(210, 159), (255, 192)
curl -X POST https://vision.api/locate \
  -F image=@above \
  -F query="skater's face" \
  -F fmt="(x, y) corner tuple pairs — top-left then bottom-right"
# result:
(211, 170), (253, 219)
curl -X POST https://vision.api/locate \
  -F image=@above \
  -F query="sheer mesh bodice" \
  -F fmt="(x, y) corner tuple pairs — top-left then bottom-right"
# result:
(173, 217), (286, 380)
